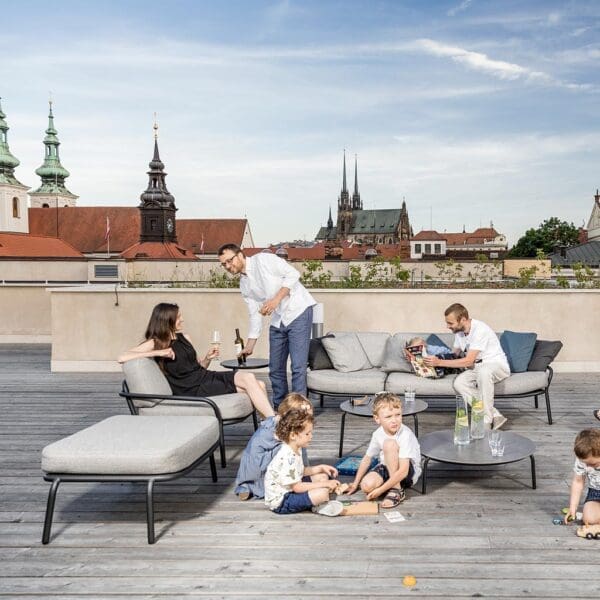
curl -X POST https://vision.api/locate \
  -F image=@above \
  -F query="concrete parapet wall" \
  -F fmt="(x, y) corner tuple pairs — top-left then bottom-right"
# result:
(43, 286), (600, 372)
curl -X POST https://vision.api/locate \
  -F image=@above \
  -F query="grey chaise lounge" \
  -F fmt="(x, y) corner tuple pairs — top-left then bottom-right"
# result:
(120, 358), (257, 467)
(42, 415), (220, 544)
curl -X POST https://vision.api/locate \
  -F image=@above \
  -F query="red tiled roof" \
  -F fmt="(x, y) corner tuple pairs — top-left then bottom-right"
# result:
(445, 227), (501, 246)
(0, 233), (83, 258)
(177, 219), (248, 254)
(120, 242), (198, 260)
(29, 207), (139, 254)
(412, 230), (446, 241)
(29, 208), (249, 255)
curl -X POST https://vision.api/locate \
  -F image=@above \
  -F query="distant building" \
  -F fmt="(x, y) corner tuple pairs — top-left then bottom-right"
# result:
(410, 226), (507, 260)
(0, 99), (253, 260)
(315, 152), (412, 245)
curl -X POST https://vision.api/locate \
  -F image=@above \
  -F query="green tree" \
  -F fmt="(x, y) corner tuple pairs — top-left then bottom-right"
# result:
(509, 217), (579, 257)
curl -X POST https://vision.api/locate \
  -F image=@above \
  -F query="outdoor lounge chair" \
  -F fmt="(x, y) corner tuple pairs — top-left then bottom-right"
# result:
(120, 358), (257, 467)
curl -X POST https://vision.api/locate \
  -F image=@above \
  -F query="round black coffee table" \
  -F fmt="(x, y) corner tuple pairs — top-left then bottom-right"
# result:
(419, 430), (536, 494)
(338, 397), (428, 457)
(220, 358), (269, 370)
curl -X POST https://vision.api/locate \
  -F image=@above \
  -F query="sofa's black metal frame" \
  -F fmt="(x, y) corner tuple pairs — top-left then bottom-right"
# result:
(309, 366), (554, 425)
(120, 382), (259, 467)
(42, 440), (219, 545)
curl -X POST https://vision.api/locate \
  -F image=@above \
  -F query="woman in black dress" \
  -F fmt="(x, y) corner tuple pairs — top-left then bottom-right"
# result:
(118, 303), (274, 418)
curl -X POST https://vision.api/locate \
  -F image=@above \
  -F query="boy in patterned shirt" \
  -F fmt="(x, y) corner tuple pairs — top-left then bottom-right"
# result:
(264, 409), (343, 516)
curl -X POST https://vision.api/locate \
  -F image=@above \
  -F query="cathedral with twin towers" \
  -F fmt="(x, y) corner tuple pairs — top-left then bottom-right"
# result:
(315, 151), (412, 245)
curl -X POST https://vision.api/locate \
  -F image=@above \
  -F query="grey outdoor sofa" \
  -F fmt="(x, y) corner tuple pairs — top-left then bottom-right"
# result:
(120, 358), (257, 467)
(307, 331), (561, 424)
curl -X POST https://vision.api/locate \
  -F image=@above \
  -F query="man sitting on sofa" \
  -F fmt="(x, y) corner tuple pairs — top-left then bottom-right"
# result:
(423, 303), (510, 430)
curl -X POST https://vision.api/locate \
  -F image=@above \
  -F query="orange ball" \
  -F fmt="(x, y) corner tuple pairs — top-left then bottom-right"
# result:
(403, 575), (417, 587)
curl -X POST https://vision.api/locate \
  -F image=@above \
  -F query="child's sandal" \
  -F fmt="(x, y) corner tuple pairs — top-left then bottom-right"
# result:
(381, 488), (405, 508)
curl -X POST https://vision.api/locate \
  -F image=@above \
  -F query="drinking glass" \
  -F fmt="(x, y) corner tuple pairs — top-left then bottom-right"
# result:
(404, 387), (416, 404)
(489, 430), (501, 456)
(211, 330), (221, 349)
(495, 434), (505, 457)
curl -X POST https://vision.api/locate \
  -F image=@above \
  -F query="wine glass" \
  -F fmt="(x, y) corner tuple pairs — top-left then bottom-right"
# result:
(211, 330), (221, 350)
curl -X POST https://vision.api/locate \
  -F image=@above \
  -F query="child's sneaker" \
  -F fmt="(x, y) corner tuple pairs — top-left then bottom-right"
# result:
(312, 500), (344, 517)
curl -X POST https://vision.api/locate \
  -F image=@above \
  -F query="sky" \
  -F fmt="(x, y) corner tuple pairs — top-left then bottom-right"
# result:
(1, 0), (599, 246)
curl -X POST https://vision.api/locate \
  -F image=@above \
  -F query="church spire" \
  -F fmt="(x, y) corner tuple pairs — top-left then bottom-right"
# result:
(139, 118), (177, 243)
(32, 100), (76, 198)
(352, 154), (362, 210)
(327, 205), (333, 229)
(0, 97), (24, 186)
(338, 150), (350, 211)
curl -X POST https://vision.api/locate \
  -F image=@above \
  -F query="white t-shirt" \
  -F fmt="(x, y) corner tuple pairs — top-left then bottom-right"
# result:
(574, 457), (600, 490)
(264, 443), (304, 510)
(241, 253), (316, 339)
(454, 318), (509, 371)
(365, 424), (422, 484)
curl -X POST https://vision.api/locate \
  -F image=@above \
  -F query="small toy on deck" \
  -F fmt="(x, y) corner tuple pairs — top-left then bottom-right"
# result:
(334, 482), (349, 496)
(576, 524), (600, 540)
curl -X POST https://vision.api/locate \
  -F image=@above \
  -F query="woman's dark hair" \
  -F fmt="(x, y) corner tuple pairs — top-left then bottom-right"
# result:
(275, 409), (314, 443)
(145, 303), (179, 350)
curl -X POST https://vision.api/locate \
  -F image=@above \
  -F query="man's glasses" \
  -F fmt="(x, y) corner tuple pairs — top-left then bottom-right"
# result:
(220, 254), (238, 268)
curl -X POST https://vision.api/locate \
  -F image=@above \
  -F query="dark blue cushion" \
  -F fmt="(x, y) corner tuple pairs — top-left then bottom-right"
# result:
(426, 334), (451, 352)
(500, 331), (538, 373)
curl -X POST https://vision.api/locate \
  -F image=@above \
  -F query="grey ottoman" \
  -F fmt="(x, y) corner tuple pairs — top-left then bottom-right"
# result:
(41, 415), (220, 544)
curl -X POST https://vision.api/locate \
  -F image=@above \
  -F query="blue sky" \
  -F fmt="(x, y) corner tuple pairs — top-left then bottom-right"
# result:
(2, 0), (599, 246)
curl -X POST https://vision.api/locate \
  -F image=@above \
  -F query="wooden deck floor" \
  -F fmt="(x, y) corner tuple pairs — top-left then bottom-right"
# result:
(1, 344), (600, 598)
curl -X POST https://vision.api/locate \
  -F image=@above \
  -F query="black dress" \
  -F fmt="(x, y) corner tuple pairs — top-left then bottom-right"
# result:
(161, 333), (237, 397)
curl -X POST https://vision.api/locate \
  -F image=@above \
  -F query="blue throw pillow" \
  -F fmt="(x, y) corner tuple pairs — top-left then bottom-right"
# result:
(500, 331), (538, 373)
(426, 334), (451, 352)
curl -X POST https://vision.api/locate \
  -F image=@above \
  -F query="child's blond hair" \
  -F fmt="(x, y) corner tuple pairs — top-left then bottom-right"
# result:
(278, 393), (312, 415)
(406, 336), (426, 348)
(372, 392), (402, 416)
(275, 409), (314, 443)
(574, 429), (600, 459)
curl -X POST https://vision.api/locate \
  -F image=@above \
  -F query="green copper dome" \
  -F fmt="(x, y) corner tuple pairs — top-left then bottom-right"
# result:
(32, 102), (76, 196)
(0, 98), (25, 186)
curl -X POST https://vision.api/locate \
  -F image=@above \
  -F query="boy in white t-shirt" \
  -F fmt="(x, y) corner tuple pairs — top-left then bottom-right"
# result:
(424, 303), (510, 430)
(346, 393), (421, 508)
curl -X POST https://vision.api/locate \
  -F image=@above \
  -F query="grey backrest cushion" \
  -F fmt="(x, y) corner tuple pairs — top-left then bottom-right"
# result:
(122, 358), (172, 407)
(527, 340), (563, 371)
(380, 333), (425, 373)
(356, 332), (391, 367)
(322, 333), (372, 372)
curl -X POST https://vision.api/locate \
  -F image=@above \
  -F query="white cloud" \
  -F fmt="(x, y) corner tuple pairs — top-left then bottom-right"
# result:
(447, 0), (473, 18)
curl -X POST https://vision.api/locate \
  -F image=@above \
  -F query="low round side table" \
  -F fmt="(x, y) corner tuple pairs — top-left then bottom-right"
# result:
(220, 358), (269, 370)
(338, 397), (428, 457)
(419, 430), (536, 494)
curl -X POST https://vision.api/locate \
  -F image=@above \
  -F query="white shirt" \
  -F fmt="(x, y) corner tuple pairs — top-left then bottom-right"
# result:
(365, 424), (422, 484)
(574, 457), (600, 490)
(454, 318), (509, 371)
(241, 252), (316, 339)
(264, 443), (304, 510)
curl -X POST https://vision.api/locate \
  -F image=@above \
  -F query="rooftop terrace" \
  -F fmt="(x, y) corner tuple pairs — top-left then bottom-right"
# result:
(1, 344), (599, 598)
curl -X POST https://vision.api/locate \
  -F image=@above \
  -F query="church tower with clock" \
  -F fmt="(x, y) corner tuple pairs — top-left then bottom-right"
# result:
(139, 121), (177, 243)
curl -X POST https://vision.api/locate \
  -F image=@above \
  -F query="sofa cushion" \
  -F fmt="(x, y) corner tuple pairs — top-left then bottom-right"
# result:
(527, 340), (563, 372)
(381, 333), (428, 373)
(42, 415), (219, 475)
(138, 392), (252, 419)
(500, 331), (537, 373)
(308, 335), (334, 370)
(494, 371), (548, 395)
(307, 368), (386, 395)
(122, 358), (173, 408)
(356, 332), (391, 367)
(385, 372), (458, 396)
(322, 333), (372, 372)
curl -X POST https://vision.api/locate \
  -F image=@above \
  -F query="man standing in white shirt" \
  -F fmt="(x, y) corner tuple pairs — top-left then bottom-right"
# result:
(424, 303), (510, 430)
(218, 244), (316, 408)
